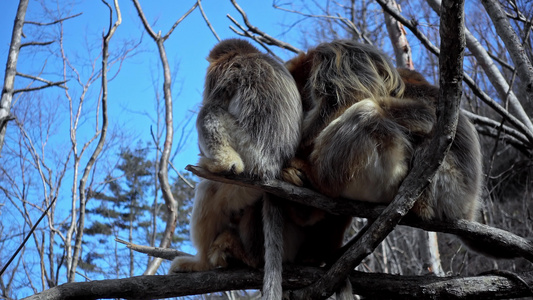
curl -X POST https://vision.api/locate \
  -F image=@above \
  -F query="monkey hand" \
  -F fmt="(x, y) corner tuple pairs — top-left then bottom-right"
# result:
(283, 167), (304, 186)
(199, 148), (245, 175)
(282, 158), (309, 186)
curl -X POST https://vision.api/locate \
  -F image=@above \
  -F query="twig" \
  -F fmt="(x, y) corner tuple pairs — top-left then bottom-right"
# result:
(0, 197), (57, 276)
(228, 0), (303, 54)
(197, 0), (220, 42)
(24, 13), (83, 26)
(115, 238), (192, 260)
(16, 72), (68, 89)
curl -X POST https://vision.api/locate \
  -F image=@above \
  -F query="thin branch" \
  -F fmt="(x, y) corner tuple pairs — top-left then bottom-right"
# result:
(24, 13), (82, 26)
(149, 127), (195, 189)
(0, 197), (57, 276)
(162, 3), (198, 41)
(69, 0), (121, 281)
(16, 72), (68, 89)
(13, 81), (68, 94)
(228, 0), (303, 54)
(462, 110), (529, 145)
(19, 41), (54, 48)
(115, 238), (191, 260)
(197, 0), (220, 42)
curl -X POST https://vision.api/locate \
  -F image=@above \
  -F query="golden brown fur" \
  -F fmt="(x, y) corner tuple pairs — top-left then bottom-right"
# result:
(169, 39), (303, 280)
(283, 40), (487, 258)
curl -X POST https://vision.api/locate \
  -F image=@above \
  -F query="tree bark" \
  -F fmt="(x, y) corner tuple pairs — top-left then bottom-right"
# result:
(22, 267), (533, 300)
(0, 0), (29, 156)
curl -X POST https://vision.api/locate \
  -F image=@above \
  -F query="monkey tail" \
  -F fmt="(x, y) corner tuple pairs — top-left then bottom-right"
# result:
(262, 193), (284, 299)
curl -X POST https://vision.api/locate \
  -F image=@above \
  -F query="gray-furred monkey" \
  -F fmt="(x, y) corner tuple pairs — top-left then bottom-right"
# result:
(284, 39), (506, 257)
(169, 39), (303, 295)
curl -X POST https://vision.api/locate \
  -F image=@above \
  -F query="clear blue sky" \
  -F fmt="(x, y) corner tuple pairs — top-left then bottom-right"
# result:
(0, 0), (303, 171)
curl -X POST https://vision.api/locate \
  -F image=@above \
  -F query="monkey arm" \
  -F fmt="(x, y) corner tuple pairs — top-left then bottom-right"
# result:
(196, 103), (244, 174)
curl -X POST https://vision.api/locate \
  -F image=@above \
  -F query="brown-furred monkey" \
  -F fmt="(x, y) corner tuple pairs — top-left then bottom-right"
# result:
(168, 39), (303, 299)
(284, 39), (511, 259)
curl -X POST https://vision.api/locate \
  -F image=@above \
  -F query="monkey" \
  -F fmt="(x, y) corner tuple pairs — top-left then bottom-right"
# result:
(282, 39), (512, 260)
(168, 38), (303, 299)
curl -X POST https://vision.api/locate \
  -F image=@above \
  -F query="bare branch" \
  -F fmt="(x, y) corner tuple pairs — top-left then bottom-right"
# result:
(383, 0), (414, 69)
(19, 41), (54, 48)
(228, 0), (303, 54)
(22, 267), (533, 300)
(481, 0), (533, 103)
(427, 0), (533, 133)
(162, 3), (198, 41)
(115, 238), (191, 260)
(198, 0), (220, 42)
(13, 81), (68, 94)
(131, 0), (196, 275)
(69, 0), (121, 281)
(376, 0), (533, 145)
(24, 13), (82, 26)
(15, 72), (68, 90)
(0, 0), (29, 155)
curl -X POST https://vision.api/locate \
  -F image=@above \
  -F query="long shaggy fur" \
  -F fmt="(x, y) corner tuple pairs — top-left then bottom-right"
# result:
(285, 39), (496, 260)
(170, 38), (303, 283)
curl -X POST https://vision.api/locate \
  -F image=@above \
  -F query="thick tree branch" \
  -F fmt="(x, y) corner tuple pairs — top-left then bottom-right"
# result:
(0, 0), (29, 156)
(186, 165), (533, 262)
(22, 267), (533, 300)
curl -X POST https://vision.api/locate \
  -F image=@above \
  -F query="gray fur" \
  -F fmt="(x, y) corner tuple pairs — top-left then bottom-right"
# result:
(170, 39), (303, 298)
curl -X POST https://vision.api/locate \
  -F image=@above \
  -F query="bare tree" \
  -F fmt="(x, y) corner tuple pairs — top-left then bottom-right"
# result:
(131, 0), (198, 275)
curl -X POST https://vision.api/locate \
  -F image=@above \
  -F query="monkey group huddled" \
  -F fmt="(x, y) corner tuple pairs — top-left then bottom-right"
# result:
(169, 38), (489, 295)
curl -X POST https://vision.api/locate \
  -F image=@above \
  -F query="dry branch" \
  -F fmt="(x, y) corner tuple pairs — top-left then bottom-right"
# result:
(131, 0), (198, 275)
(22, 267), (533, 300)
(376, 0), (533, 145)
(228, 0), (302, 54)
(186, 165), (533, 262)
(0, 0), (29, 155)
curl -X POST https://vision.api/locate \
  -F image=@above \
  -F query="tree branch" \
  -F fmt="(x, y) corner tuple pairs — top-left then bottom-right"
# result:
(481, 0), (533, 104)
(228, 0), (303, 54)
(22, 267), (533, 300)
(376, 0), (533, 145)
(0, 0), (29, 155)
(186, 165), (533, 262)
(24, 13), (82, 26)
(114, 238), (191, 261)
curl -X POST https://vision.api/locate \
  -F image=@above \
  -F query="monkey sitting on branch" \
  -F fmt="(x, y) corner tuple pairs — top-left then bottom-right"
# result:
(168, 38), (304, 299)
(283, 39), (513, 258)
